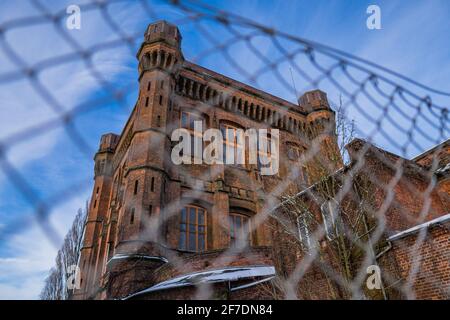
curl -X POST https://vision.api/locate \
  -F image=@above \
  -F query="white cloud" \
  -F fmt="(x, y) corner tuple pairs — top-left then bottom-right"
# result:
(0, 1), (142, 300)
(0, 193), (89, 299)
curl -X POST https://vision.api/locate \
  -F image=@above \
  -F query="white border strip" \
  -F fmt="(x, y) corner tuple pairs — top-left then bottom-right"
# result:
(107, 253), (168, 265)
(387, 213), (450, 242)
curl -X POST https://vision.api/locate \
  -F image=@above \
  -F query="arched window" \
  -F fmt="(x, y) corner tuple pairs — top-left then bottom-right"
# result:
(229, 213), (250, 245)
(179, 205), (207, 252)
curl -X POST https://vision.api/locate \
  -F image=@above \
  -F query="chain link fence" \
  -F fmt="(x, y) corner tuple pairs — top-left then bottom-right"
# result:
(0, 0), (449, 300)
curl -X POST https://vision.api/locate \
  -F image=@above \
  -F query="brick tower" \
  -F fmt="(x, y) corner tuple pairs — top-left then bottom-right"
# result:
(299, 90), (343, 183)
(73, 21), (342, 300)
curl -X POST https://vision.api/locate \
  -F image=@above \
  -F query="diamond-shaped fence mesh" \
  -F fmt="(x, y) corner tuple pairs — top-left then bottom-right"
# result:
(0, 0), (449, 300)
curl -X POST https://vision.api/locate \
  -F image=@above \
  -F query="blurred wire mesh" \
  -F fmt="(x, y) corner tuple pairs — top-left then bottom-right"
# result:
(0, 0), (449, 300)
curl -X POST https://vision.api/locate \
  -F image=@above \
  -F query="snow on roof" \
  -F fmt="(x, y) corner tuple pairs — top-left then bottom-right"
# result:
(229, 275), (275, 292)
(107, 253), (168, 265)
(412, 138), (450, 162)
(387, 213), (450, 242)
(123, 265), (275, 299)
(436, 163), (450, 175)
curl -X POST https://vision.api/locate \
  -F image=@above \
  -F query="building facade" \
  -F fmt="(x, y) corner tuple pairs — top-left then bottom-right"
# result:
(270, 138), (450, 299)
(73, 21), (341, 300)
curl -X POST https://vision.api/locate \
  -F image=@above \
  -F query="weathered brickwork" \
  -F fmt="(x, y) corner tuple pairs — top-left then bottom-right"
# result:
(71, 20), (449, 300)
(383, 226), (450, 299)
(270, 138), (450, 299)
(72, 21), (341, 300)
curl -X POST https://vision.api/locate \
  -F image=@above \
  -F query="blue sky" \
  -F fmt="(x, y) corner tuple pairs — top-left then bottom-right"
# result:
(0, 0), (449, 299)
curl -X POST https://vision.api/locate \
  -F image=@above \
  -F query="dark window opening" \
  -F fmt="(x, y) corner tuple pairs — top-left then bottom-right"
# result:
(147, 81), (151, 91)
(151, 177), (155, 192)
(130, 208), (135, 224)
(145, 97), (149, 107)
(159, 95), (163, 105)
(134, 180), (139, 195)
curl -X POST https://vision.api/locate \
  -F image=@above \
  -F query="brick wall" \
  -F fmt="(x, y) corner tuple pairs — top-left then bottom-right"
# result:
(386, 225), (450, 299)
(270, 139), (449, 300)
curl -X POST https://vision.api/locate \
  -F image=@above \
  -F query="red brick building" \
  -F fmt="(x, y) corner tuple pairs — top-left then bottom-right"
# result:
(271, 138), (449, 299)
(73, 21), (340, 300)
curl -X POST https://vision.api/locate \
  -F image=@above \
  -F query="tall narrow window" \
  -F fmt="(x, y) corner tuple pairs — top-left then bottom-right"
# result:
(159, 95), (163, 105)
(150, 177), (155, 192)
(147, 81), (151, 91)
(149, 205), (153, 215)
(257, 134), (273, 172)
(145, 97), (149, 107)
(321, 200), (339, 240)
(157, 115), (161, 127)
(180, 111), (205, 160)
(301, 166), (309, 185)
(229, 213), (250, 246)
(179, 205), (207, 252)
(220, 123), (246, 167)
(297, 214), (311, 251)
(130, 208), (135, 224)
(134, 180), (139, 195)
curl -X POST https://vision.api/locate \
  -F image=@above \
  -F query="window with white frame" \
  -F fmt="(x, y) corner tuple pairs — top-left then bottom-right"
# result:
(297, 214), (311, 251)
(320, 199), (339, 240)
